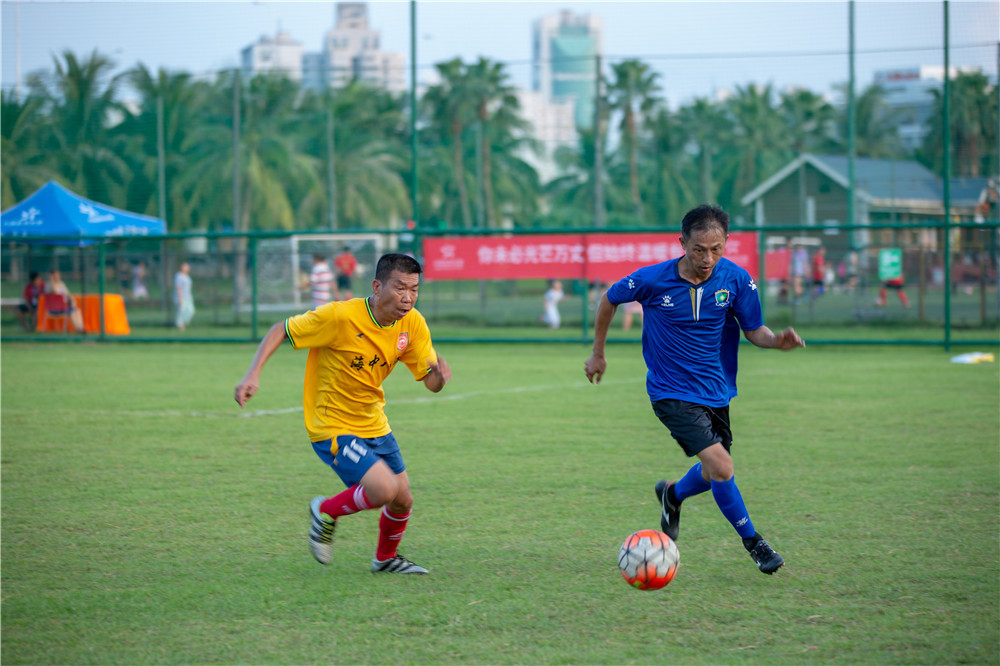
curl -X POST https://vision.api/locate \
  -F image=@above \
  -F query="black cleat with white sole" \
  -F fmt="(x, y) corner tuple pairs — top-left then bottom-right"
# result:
(654, 479), (681, 541)
(370, 554), (428, 574)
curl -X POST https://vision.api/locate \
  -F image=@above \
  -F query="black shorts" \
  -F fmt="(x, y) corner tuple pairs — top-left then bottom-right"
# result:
(336, 274), (351, 290)
(651, 399), (733, 457)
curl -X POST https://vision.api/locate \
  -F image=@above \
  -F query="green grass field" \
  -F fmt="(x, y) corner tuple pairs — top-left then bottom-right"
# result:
(2, 341), (998, 664)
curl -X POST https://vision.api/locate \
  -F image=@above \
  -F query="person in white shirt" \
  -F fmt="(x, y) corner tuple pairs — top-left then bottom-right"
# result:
(309, 255), (335, 307)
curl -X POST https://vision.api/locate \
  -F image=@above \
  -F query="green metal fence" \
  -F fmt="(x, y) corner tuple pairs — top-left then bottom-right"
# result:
(2, 221), (997, 349)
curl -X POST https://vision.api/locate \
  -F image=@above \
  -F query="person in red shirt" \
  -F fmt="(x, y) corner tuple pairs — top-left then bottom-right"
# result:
(334, 247), (358, 300)
(811, 246), (826, 297)
(18, 272), (46, 331)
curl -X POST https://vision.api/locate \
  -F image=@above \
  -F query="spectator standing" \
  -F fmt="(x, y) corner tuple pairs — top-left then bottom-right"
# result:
(542, 279), (564, 329)
(132, 261), (149, 300)
(811, 246), (827, 297)
(174, 262), (195, 330)
(309, 255), (335, 307)
(334, 247), (358, 300)
(791, 245), (809, 302)
(622, 301), (644, 331)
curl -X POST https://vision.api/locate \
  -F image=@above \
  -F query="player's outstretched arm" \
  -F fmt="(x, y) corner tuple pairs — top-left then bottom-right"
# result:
(744, 325), (805, 351)
(423, 353), (451, 393)
(234, 321), (288, 407)
(585, 292), (618, 384)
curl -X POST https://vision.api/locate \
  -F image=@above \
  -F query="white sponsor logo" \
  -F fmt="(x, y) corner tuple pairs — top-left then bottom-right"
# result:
(78, 203), (114, 224)
(661, 294), (674, 308)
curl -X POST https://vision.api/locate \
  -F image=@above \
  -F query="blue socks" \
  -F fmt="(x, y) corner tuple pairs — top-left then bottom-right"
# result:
(674, 462), (712, 502)
(711, 477), (756, 539)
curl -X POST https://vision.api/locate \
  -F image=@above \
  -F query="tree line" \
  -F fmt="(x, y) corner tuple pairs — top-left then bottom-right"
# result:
(2, 50), (996, 232)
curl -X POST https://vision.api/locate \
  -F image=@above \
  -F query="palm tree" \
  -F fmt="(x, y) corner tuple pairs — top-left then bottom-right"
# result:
(720, 83), (791, 212)
(422, 58), (476, 227)
(181, 71), (320, 233)
(780, 88), (838, 155)
(676, 97), (731, 206)
(545, 128), (630, 227)
(920, 71), (998, 178)
(606, 59), (662, 218)
(116, 65), (211, 229)
(28, 49), (130, 204)
(643, 106), (698, 225)
(1, 90), (59, 208)
(465, 57), (527, 228)
(297, 82), (410, 228)
(835, 82), (905, 159)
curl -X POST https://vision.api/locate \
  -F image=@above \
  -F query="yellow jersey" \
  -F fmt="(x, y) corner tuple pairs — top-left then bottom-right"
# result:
(285, 297), (438, 444)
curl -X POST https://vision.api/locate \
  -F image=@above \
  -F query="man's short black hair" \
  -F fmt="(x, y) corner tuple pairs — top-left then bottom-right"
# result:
(681, 204), (729, 239)
(375, 253), (422, 284)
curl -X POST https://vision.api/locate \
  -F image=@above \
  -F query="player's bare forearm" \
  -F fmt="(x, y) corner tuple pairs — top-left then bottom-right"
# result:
(586, 293), (618, 384)
(234, 321), (288, 407)
(423, 353), (451, 393)
(744, 325), (805, 350)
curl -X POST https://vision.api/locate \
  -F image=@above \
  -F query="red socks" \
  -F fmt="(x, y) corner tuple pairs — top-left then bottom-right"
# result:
(320, 485), (411, 561)
(320, 485), (371, 518)
(375, 508), (410, 561)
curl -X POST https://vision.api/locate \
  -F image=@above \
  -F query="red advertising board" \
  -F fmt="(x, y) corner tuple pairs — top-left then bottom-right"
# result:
(423, 232), (760, 282)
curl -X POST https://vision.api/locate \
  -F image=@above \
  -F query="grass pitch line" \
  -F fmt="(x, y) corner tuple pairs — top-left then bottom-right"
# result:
(238, 376), (643, 417)
(1, 378), (643, 420)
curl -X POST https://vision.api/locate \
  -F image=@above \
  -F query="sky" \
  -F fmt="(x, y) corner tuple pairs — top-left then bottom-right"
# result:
(1, 0), (997, 107)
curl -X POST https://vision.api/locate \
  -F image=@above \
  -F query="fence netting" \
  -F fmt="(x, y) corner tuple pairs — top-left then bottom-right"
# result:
(2, 223), (996, 345)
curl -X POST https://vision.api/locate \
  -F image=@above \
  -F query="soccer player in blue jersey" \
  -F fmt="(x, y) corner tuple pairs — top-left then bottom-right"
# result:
(584, 204), (805, 574)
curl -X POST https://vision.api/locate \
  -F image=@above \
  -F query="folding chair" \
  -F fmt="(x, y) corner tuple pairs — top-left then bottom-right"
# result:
(39, 293), (73, 333)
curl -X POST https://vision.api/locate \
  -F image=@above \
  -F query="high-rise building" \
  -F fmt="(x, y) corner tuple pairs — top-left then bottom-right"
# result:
(515, 90), (577, 183)
(241, 30), (304, 82)
(874, 65), (981, 152)
(319, 2), (404, 92)
(532, 11), (603, 130)
(240, 3), (403, 93)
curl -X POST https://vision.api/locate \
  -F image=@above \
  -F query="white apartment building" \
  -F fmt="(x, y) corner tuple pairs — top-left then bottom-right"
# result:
(241, 30), (304, 82)
(515, 90), (578, 184)
(874, 65), (981, 152)
(240, 3), (404, 93)
(317, 2), (404, 92)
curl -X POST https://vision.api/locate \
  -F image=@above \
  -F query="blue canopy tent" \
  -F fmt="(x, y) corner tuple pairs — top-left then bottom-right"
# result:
(1, 180), (166, 245)
(1, 182), (167, 335)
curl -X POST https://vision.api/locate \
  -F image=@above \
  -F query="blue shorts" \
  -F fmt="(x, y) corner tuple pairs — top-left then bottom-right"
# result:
(311, 433), (405, 487)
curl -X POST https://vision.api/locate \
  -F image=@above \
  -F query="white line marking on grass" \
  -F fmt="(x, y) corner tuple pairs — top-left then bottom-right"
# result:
(4, 377), (643, 420)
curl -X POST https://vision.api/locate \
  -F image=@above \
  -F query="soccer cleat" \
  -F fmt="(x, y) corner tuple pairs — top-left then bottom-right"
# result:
(370, 555), (428, 574)
(308, 496), (336, 565)
(654, 479), (681, 541)
(744, 535), (784, 574)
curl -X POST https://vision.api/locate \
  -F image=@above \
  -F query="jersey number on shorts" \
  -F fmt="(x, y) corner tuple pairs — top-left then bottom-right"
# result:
(343, 438), (368, 464)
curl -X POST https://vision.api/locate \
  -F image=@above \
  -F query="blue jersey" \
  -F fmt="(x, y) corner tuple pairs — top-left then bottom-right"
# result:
(606, 256), (763, 407)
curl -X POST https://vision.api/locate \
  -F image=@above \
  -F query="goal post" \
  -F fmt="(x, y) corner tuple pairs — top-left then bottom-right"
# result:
(249, 233), (387, 312)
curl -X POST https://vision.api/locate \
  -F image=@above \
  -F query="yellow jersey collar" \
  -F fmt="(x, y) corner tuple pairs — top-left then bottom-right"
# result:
(365, 297), (397, 329)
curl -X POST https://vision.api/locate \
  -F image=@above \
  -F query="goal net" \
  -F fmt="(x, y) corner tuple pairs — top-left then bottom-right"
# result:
(251, 233), (387, 312)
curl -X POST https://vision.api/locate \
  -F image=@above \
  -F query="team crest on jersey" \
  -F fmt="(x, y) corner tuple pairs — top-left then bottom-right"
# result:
(714, 289), (731, 306)
(396, 332), (409, 352)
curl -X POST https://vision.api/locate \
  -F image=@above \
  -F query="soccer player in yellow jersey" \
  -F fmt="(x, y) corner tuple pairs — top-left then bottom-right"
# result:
(234, 253), (451, 574)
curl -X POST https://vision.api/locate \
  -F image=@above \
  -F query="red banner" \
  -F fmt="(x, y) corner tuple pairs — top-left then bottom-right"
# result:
(423, 232), (759, 282)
